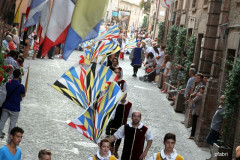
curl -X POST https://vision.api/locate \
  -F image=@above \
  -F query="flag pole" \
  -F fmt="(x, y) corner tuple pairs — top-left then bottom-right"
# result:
(24, 64), (30, 94)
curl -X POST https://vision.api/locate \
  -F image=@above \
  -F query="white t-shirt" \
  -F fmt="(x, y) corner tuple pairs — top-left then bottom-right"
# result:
(154, 49), (165, 66)
(146, 47), (154, 54)
(164, 61), (172, 76)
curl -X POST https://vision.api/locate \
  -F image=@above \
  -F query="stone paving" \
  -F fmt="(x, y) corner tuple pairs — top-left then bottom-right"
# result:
(0, 51), (210, 160)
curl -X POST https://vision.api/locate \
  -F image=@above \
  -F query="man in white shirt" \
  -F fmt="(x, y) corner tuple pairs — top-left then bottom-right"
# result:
(109, 111), (153, 160)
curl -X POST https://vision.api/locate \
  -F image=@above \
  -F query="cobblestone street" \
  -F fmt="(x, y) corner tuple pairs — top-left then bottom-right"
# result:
(0, 51), (210, 160)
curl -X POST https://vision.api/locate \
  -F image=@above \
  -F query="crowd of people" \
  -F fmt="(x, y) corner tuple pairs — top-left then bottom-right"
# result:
(0, 25), (53, 160)
(1, 24), (240, 160)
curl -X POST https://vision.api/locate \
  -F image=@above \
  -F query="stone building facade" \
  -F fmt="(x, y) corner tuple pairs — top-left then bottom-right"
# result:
(162, 0), (240, 158)
(147, 0), (166, 38)
(118, 0), (141, 30)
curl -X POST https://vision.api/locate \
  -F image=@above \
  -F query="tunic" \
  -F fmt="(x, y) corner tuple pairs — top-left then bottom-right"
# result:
(110, 101), (132, 131)
(114, 123), (153, 160)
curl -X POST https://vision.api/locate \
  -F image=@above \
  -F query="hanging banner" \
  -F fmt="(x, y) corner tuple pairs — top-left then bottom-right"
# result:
(161, 0), (173, 9)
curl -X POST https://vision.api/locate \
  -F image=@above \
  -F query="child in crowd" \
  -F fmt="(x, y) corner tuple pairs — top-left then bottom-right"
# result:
(17, 58), (24, 83)
(32, 35), (39, 60)
(168, 80), (185, 106)
(120, 39), (126, 60)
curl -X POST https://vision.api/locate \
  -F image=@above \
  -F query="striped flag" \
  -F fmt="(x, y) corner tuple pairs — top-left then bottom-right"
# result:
(24, 0), (49, 28)
(62, 0), (109, 60)
(68, 82), (125, 143)
(85, 39), (120, 63)
(52, 62), (118, 109)
(94, 24), (119, 42)
(41, 0), (75, 57)
(37, 0), (51, 45)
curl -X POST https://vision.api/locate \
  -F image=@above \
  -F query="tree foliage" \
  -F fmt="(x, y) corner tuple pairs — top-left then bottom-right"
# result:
(157, 21), (165, 45)
(165, 25), (178, 57)
(140, 0), (151, 13)
(183, 36), (196, 84)
(175, 27), (187, 63)
(142, 16), (148, 28)
(223, 59), (240, 138)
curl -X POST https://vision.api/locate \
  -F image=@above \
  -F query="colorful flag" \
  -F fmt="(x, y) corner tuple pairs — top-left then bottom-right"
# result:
(125, 38), (137, 49)
(63, 0), (109, 60)
(25, 0), (32, 20)
(41, 0), (75, 57)
(98, 25), (107, 37)
(68, 82), (126, 143)
(52, 62), (118, 109)
(37, 0), (51, 45)
(24, 0), (49, 28)
(94, 24), (119, 42)
(161, 0), (173, 8)
(85, 39), (120, 63)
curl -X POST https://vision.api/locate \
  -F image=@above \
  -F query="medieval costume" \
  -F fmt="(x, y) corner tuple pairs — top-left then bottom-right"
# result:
(149, 149), (184, 160)
(114, 122), (153, 160)
(129, 47), (145, 77)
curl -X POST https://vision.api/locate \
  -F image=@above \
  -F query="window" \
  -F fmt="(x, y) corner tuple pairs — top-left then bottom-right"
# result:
(204, 0), (208, 5)
(175, 1), (178, 10)
(192, 0), (196, 8)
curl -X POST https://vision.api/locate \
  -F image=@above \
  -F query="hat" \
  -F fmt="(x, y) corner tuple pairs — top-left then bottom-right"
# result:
(141, 40), (146, 44)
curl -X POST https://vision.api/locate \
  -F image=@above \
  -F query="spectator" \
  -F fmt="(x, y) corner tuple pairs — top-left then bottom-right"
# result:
(155, 46), (165, 75)
(203, 75), (209, 85)
(7, 34), (16, 51)
(11, 27), (20, 50)
(142, 52), (156, 82)
(109, 111), (153, 160)
(206, 95), (226, 160)
(149, 133), (183, 160)
(161, 55), (172, 93)
(136, 35), (142, 42)
(168, 80), (185, 106)
(88, 138), (117, 160)
(188, 86), (205, 139)
(0, 127), (24, 160)
(17, 58), (24, 83)
(182, 68), (196, 101)
(0, 65), (14, 117)
(188, 73), (203, 101)
(32, 35), (39, 60)
(177, 51), (186, 79)
(2, 35), (12, 53)
(4, 50), (19, 69)
(0, 69), (25, 141)
(38, 149), (52, 160)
